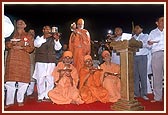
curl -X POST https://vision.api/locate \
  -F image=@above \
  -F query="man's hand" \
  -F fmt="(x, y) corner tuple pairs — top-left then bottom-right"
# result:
(148, 40), (160, 45)
(53, 33), (60, 41)
(65, 71), (71, 77)
(148, 41), (154, 45)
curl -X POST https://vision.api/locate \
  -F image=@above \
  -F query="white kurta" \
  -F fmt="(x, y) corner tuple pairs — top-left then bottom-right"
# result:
(32, 36), (62, 100)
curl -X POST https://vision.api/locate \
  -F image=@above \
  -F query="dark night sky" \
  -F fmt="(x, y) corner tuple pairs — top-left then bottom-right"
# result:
(4, 3), (164, 43)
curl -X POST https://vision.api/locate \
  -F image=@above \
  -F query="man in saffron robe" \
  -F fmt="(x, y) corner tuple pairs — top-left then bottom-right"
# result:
(100, 50), (121, 102)
(79, 55), (109, 104)
(48, 51), (84, 104)
(69, 18), (91, 73)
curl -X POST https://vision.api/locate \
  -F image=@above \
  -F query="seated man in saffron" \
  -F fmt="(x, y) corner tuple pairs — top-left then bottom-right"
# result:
(100, 50), (121, 102)
(48, 51), (84, 104)
(79, 55), (109, 104)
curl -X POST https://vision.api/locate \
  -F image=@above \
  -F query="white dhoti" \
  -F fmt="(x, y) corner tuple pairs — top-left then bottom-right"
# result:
(26, 53), (36, 96)
(5, 81), (29, 105)
(32, 62), (55, 100)
(26, 81), (35, 96)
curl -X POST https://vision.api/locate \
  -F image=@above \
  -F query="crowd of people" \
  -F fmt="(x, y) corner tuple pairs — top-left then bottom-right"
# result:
(3, 16), (164, 109)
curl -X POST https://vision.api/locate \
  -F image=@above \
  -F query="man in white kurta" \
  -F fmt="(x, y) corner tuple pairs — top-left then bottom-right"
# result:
(32, 26), (62, 101)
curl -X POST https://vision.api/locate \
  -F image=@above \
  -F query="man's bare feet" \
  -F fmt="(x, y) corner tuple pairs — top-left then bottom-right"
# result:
(4, 104), (14, 109)
(18, 102), (24, 106)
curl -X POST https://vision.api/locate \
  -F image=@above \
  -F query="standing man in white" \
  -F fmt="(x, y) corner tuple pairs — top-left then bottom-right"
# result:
(133, 24), (149, 100)
(148, 16), (164, 102)
(33, 26), (62, 102)
(111, 27), (123, 65)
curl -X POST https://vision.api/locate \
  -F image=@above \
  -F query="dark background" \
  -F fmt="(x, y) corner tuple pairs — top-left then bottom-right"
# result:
(4, 3), (164, 44)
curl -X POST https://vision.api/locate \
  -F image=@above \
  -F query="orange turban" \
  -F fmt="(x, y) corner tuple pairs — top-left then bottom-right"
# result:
(63, 51), (72, 58)
(84, 55), (92, 61)
(102, 50), (110, 58)
(77, 18), (84, 25)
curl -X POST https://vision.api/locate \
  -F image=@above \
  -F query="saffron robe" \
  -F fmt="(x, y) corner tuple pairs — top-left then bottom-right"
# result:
(100, 62), (121, 102)
(48, 62), (83, 104)
(69, 29), (91, 73)
(79, 67), (109, 104)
